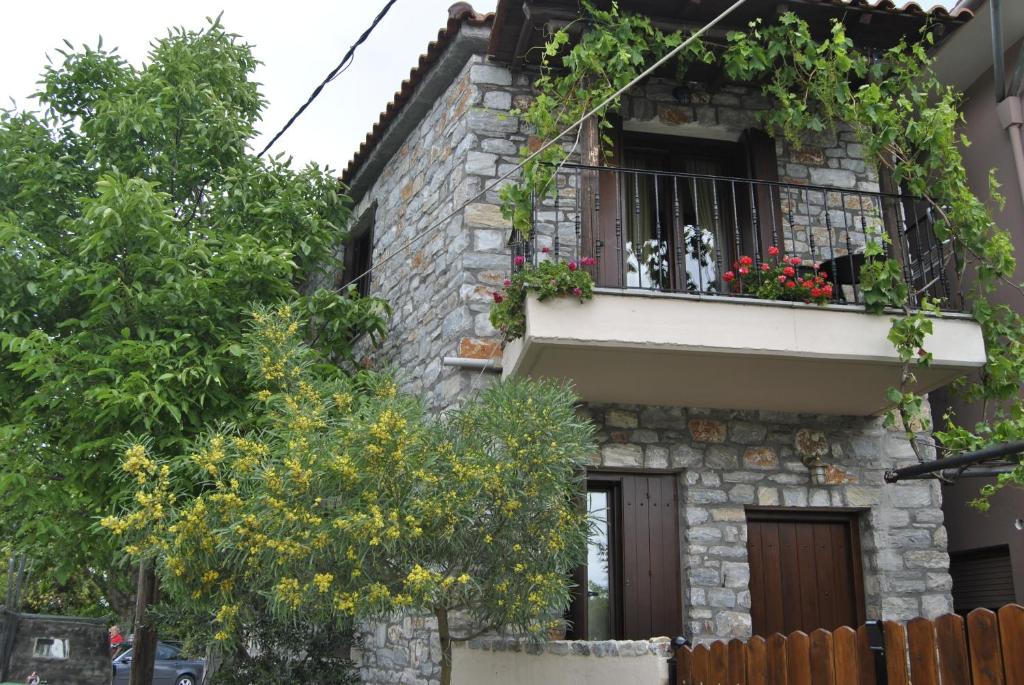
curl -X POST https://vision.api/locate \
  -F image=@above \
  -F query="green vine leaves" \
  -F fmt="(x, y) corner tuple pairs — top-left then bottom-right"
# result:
(499, 1), (712, 236)
(503, 3), (1023, 500)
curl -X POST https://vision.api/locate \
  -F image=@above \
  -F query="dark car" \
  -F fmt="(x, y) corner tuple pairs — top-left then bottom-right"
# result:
(112, 641), (204, 685)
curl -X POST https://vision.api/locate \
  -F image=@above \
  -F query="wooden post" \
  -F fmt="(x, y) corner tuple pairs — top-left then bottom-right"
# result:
(129, 560), (158, 685)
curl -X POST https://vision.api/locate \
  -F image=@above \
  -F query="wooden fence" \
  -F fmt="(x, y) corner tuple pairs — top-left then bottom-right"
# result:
(673, 604), (1024, 684)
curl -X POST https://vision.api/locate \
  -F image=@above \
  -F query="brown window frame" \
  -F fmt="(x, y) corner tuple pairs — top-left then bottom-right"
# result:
(340, 203), (375, 297)
(568, 472), (681, 641)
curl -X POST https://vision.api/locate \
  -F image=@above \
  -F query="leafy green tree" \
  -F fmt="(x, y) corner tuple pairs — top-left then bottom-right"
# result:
(105, 306), (593, 685)
(0, 20), (389, 618)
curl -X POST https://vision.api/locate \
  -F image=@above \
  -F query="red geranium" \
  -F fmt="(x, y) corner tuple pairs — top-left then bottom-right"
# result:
(514, 255), (526, 266)
(568, 261), (578, 271)
(739, 255), (753, 266)
(768, 246), (780, 256)
(492, 291), (504, 303)
(760, 263), (770, 272)
(723, 271), (736, 282)
(783, 266), (796, 277)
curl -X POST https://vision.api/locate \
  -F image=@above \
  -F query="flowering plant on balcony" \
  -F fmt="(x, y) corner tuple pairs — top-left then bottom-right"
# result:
(722, 246), (833, 306)
(489, 255), (596, 341)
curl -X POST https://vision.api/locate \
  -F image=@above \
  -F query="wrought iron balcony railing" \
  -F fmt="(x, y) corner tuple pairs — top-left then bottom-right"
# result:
(511, 163), (965, 312)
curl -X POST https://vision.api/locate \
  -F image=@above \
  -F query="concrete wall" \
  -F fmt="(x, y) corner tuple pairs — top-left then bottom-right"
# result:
(932, 25), (1024, 612)
(942, 475), (1024, 604)
(452, 638), (670, 685)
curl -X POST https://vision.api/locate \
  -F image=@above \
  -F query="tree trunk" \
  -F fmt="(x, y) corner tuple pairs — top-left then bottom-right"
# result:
(129, 560), (158, 685)
(435, 608), (453, 685)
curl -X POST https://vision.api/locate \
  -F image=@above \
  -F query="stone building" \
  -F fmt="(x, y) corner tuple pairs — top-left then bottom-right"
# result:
(339, 1), (984, 682)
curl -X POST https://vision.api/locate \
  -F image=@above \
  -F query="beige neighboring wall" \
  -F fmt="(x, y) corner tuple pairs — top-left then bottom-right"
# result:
(452, 645), (668, 685)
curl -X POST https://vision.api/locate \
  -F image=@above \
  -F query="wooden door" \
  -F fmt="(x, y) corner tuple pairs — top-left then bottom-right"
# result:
(621, 474), (682, 639)
(746, 510), (866, 636)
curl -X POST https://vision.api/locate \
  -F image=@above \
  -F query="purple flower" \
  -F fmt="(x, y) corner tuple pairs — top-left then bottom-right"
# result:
(573, 287), (582, 297)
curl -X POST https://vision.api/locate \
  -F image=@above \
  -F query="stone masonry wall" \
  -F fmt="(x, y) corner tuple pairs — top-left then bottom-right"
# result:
(583, 402), (953, 644)
(349, 42), (945, 685)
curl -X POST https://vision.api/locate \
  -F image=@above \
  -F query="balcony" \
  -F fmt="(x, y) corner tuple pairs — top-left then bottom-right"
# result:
(501, 165), (987, 416)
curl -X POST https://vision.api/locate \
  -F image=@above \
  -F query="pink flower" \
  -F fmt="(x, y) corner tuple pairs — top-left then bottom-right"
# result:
(568, 261), (578, 271)
(573, 287), (582, 297)
(790, 256), (802, 265)
(541, 246), (551, 253)
(760, 263), (770, 272)
(549, 279), (557, 286)
(768, 246), (780, 256)
(492, 291), (504, 303)
(777, 275), (787, 283)
(722, 271), (736, 282)
(738, 266), (750, 276)
(581, 256), (597, 266)
(783, 266), (796, 277)
(503, 279), (512, 287)
(514, 255), (525, 266)
(739, 255), (753, 266)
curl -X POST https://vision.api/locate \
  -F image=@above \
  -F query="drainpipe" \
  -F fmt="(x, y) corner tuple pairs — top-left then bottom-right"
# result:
(991, 0), (1006, 101)
(996, 95), (1024, 210)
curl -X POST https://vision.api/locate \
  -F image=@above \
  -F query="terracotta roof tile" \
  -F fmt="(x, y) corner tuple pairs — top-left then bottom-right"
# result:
(341, 4), (493, 185)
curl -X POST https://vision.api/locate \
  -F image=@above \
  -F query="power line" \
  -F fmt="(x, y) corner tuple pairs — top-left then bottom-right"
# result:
(347, 0), (748, 287)
(257, 0), (400, 158)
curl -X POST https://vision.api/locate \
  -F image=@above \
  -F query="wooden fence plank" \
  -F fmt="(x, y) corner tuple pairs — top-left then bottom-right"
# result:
(997, 604), (1024, 684)
(809, 629), (836, 685)
(693, 644), (711, 685)
(882, 620), (910, 685)
(728, 638), (748, 685)
(768, 633), (789, 685)
(967, 608), (1006, 685)
(906, 617), (939, 685)
(711, 640), (729, 685)
(746, 636), (769, 685)
(855, 625), (877, 685)
(786, 631), (812, 685)
(935, 613), (970, 685)
(832, 626), (860, 685)
(677, 646), (693, 685)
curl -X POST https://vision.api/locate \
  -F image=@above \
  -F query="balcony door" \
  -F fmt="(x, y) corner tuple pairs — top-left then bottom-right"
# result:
(583, 127), (782, 292)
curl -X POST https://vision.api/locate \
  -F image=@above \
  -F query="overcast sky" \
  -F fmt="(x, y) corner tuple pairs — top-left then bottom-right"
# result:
(1, 1), (498, 173)
(1, 0), (959, 173)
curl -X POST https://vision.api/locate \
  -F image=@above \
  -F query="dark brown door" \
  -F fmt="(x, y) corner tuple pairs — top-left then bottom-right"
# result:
(621, 474), (681, 639)
(746, 510), (866, 636)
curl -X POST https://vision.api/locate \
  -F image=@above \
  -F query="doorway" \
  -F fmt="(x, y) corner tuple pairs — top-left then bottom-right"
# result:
(746, 509), (867, 636)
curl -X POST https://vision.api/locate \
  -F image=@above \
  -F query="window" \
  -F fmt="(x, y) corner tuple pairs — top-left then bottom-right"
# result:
(950, 545), (1016, 614)
(568, 474), (681, 640)
(339, 203), (375, 297)
(585, 128), (782, 292)
(32, 637), (69, 659)
(156, 643), (181, 660)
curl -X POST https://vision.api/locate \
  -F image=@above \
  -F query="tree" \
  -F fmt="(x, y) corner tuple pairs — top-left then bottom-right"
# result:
(0, 19), (388, 622)
(104, 305), (594, 685)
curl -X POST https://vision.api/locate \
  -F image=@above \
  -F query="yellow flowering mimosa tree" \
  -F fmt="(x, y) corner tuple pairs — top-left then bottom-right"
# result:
(104, 305), (594, 684)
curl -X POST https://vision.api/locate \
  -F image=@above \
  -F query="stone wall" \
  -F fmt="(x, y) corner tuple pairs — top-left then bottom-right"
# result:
(1, 612), (109, 685)
(583, 402), (953, 644)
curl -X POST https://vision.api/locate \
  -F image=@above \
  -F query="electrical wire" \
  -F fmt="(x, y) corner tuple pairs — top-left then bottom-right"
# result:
(257, 0), (400, 158)
(346, 0), (748, 288)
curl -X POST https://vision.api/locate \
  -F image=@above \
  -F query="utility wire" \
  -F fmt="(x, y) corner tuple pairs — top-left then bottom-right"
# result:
(257, 0), (400, 158)
(347, 0), (748, 287)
